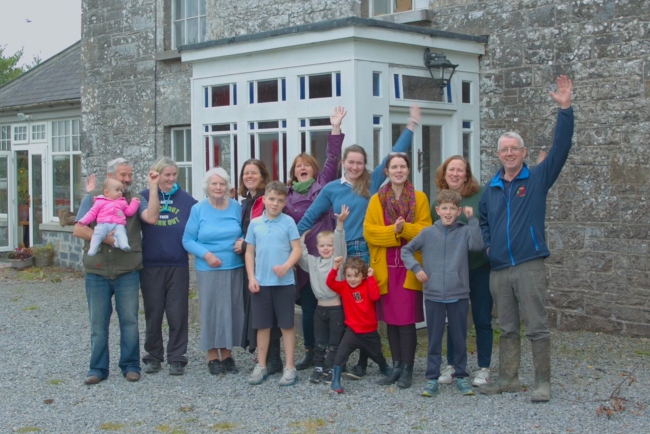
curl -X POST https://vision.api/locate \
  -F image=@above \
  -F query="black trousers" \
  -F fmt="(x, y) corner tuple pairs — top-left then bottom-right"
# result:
(333, 328), (387, 368)
(140, 266), (189, 365)
(313, 305), (345, 369)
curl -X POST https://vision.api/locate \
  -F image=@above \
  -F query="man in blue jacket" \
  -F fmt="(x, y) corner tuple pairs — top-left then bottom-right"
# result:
(478, 76), (574, 402)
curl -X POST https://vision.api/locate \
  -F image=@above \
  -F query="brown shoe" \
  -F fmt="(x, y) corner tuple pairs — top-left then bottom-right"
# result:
(125, 372), (141, 382)
(84, 375), (102, 385)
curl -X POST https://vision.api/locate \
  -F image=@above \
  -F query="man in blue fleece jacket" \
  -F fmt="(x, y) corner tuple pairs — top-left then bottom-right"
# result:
(478, 75), (574, 402)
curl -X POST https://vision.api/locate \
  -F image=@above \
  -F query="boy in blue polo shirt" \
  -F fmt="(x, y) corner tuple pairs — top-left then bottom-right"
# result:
(245, 181), (302, 386)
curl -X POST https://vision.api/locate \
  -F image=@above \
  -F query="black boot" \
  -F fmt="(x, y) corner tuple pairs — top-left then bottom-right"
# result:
(397, 363), (414, 389)
(377, 361), (402, 385)
(295, 347), (314, 371)
(266, 338), (283, 375)
(331, 366), (344, 393)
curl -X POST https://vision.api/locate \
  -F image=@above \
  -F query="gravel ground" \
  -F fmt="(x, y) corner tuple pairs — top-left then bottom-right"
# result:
(1, 266), (648, 434)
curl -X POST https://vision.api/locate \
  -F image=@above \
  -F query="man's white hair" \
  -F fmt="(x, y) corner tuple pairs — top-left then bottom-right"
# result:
(497, 132), (525, 149)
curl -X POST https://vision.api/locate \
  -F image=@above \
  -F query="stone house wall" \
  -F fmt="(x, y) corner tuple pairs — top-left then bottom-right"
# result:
(428, 0), (650, 336)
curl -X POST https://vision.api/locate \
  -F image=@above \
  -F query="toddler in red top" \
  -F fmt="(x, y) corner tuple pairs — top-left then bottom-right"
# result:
(326, 256), (390, 393)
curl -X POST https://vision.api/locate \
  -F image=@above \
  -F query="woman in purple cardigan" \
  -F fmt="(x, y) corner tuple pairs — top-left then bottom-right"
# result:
(284, 106), (346, 371)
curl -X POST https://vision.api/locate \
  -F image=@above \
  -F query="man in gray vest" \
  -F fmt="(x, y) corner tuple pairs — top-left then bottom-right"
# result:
(74, 158), (160, 384)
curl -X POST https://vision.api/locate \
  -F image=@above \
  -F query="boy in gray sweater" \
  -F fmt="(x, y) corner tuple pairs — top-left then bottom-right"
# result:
(401, 190), (483, 398)
(298, 205), (349, 384)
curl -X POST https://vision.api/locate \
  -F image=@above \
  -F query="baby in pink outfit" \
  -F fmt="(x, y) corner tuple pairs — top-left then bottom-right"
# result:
(78, 178), (141, 256)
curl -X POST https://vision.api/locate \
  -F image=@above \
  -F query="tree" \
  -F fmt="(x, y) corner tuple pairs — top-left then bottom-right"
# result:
(0, 46), (41, 87)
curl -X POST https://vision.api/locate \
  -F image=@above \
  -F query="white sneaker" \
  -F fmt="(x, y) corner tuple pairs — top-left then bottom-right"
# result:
(438, 365), (454, 384)
(472, 368), (490, 387)
(279, 367), (298, 386)
(249, 364), (268, 385)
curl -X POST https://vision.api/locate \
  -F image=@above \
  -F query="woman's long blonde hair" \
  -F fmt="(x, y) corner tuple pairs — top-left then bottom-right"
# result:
(342, 145), (370, 198)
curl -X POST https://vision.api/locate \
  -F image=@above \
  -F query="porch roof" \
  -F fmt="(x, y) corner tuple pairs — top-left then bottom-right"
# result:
(179, 16), (488, 53)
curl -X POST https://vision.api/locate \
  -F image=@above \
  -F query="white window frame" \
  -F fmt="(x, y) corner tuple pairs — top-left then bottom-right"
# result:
(0, 125), (10, 151)
(249, 120), (288, 183)
(171, 127), (194, 196)
(298, 117), (332, 172)
(50, 119), (82, 219)
(249, 78), (286, 104)
(298, 72), (341, 100)
(203, 123), (237, 191)
(172, 0), (207, 49)
(31, 123), (47, 143)
(370, 0), (428, 16)
(12, 125), (28, 144)
(204, 83), (237, 108)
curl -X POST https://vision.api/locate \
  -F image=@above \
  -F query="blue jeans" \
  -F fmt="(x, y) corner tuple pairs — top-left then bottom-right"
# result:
(347, 240), (369, 265)
(447, 264), (493, 368)
(85, 271), (141, 379)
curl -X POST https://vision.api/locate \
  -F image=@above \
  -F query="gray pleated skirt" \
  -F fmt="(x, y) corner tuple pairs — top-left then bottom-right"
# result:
(196, 267), (245, 352)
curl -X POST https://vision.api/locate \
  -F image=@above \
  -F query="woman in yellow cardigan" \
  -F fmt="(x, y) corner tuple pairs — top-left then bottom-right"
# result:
(364, 152), (431, 389)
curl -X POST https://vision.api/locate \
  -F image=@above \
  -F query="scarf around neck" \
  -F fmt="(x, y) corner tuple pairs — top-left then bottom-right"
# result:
(292, 178), (316, 195)
(378, 180), (416, 225)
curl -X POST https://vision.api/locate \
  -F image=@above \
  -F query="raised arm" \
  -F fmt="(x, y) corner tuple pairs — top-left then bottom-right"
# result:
(140, 169), (161, 224)
(123, 197), (141, 217)
(370, 105), (420, 193)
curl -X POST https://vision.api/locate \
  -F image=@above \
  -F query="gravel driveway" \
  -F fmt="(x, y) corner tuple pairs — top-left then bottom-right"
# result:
(1, 266), (648, 433)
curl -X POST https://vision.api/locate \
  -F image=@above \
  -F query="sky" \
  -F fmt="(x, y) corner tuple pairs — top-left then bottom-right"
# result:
(0, 0), (81, 67)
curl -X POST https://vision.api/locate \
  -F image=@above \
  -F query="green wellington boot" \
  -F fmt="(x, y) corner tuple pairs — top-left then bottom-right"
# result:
(480, 335), (521, 395)
(530, 339), (551, 402)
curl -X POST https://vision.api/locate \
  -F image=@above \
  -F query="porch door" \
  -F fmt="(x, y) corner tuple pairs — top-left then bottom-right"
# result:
(0, 152), (11, 251)
(28, 145), (47, 246)
(390, 113), (451, 197)
(390, 113), (452, 329)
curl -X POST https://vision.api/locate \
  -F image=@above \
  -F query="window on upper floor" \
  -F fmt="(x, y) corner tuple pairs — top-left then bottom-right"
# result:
(299, 118), (331, 172)
(31, 124), (47, 142)
(51, 119), (82, 218)
(299, 73), (341, 100)
(172, 0), (206, 49)
(371, 0), (413, 15)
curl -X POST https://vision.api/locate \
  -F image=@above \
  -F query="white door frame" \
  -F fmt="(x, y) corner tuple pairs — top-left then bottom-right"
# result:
(0, 151), (13, 252)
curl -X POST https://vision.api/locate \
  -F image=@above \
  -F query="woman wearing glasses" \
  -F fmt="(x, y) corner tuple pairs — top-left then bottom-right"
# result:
(364, 152), (431, 389)
(431, 155), (493, 387)
(297, 104), (421, 379)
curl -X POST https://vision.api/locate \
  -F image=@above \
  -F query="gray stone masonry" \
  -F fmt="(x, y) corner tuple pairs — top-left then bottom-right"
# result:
(430, 0), (650, 337)
(40, 225), (85, 270)
(81, 0), (649, 336)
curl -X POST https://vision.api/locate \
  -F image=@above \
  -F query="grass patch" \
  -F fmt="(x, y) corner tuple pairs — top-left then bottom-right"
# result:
(288, 418), (327, 433)
(179, 405), (194, 412)
(635, 349), (650, 357)
(16, 428), (41, 433)
(11, 297), (19, 302)
(211, 422), (238, 431)
(23, 305), (38, 311)
(100, 422), (125, 431)
(48, 379), (63, 386)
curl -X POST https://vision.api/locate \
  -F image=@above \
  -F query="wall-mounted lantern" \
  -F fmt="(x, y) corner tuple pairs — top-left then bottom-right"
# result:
(423, 48), (458, 95)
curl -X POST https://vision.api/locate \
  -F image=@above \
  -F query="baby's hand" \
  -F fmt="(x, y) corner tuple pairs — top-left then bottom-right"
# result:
(133, 197), (141, 203)
(335, 205), (350, 223)
(367, 267), (374, 277)
(333, 256), (344, 270)
(463, 207), (473, 219)
(415, 270), (428, 283)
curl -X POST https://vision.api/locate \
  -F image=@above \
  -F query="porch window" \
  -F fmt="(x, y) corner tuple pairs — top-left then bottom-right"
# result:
(51, 119), (82, 218)
(299, 73), (341, 100)
(204, 123), (237, 190)
(299, 117), (331, 172)
(172, 127), (193, 195)
(206, 83), (237, 107)
(13, 125), (27, 143)
(462, 120), (473, 160)
(398, 74), (444, 102)
(0, 126), (10, 151)
(172, 0), (206, 49)
(249, 79), (286, 104)
(373, 116), (382, 168)
(249, 120), (287, 183)
(31, 124), (47, 142)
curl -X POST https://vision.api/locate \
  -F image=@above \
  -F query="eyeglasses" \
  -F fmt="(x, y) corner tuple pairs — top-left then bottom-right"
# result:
(496, 146), (525, 154)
